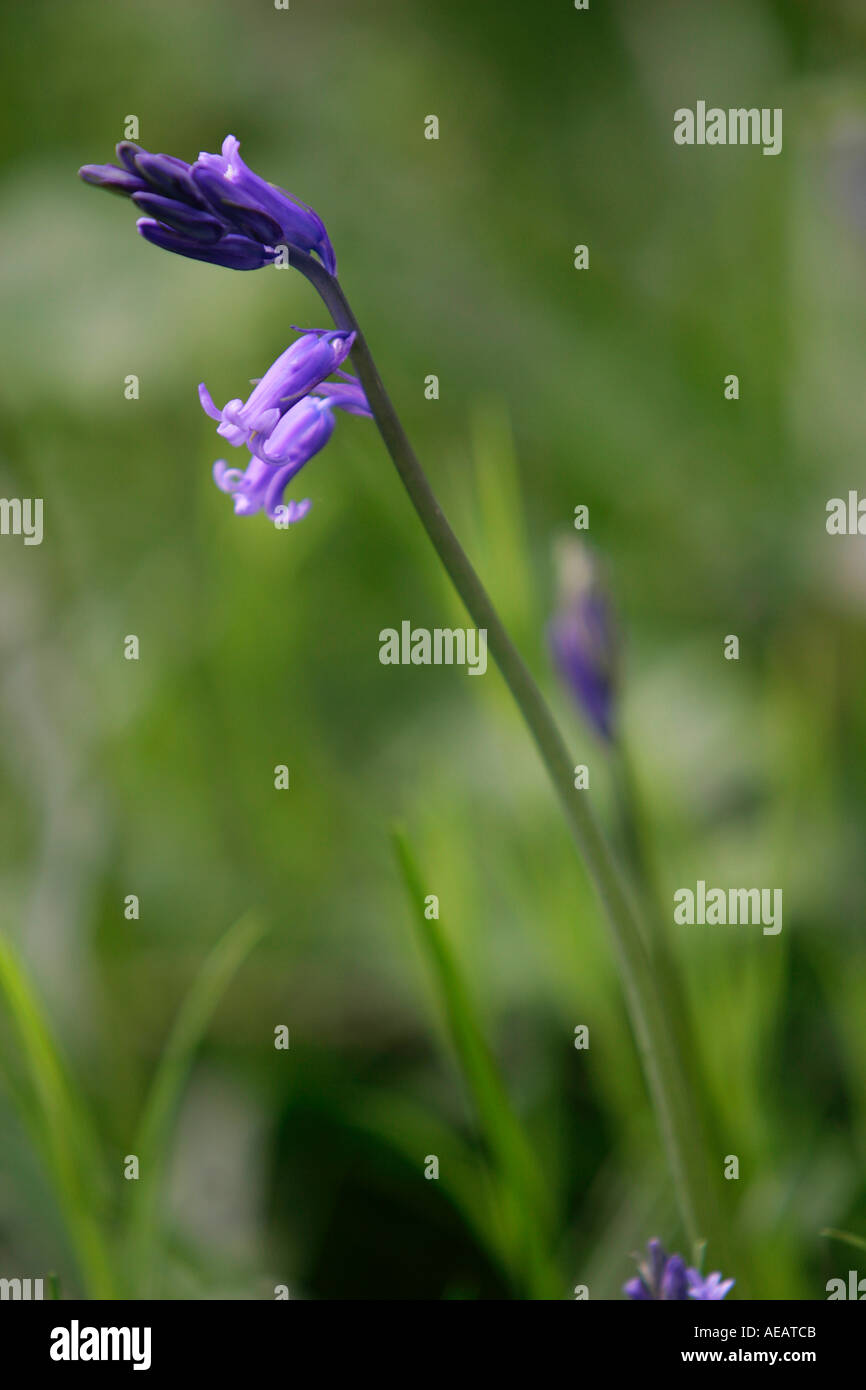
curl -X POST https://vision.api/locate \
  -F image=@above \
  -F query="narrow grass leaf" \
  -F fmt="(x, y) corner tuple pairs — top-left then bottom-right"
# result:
(392, 828), (560, 1297)
(125, 911), (267, 1293)
(0, 933), (116, 1298)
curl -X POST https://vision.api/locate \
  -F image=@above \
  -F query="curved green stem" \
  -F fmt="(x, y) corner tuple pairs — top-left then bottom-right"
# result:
(290, 250), (713, 1252)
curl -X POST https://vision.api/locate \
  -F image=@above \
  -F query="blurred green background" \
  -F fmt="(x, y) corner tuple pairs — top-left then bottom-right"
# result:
(0, 0), (865, 1300)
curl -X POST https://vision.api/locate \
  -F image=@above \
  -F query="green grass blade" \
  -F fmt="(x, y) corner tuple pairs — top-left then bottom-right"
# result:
(392, 828), (560, 1297)
(822, 1228), (866, 1254)
(125, 911), (267, 1294)
(0, 933), (116, 1298)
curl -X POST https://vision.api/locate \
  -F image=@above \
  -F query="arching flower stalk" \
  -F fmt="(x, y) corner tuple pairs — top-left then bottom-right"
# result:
(80, 134), (718, 1261)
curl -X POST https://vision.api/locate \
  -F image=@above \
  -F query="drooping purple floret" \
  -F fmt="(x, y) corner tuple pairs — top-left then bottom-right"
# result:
(210, 396), (333, 523)
(624, 1239), (734, 1301)
(213, 454), (313, 523)
(548, 540), (617, 741)
(246, 394), (336, 468)
(211, 395), (334, 521)
(198, 330), (356, 449)
(204, 334), (370, 524)
(79, 135), (337, 274)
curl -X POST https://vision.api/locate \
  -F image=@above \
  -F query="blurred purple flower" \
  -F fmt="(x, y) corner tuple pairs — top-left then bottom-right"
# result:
(688, 1269), (736, 1301)
(548, 539), (617, 740)
(624, 1239), (734, 1301)
(79, 135), (336, 274)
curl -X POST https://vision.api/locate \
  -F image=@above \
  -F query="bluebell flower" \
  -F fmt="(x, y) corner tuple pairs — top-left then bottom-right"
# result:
(624, 1239), (734, 1301)
(79, 135), (336, 274)
(548, 539), (617, 741)
(310, 375), (373, 417)
(202, 332), (370, 522)
(82, 139), (369, 525)
(210, 391), (356, 523)
(246, 394), (336, 467)
(198, 330), (356, 448)
(213, 453), (313, 523)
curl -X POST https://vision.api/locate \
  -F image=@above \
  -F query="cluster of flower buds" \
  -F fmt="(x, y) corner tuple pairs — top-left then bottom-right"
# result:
(200, 329), (371, 522)
(624, 1239), (734, 1300)
(79, 134), (336, 273)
